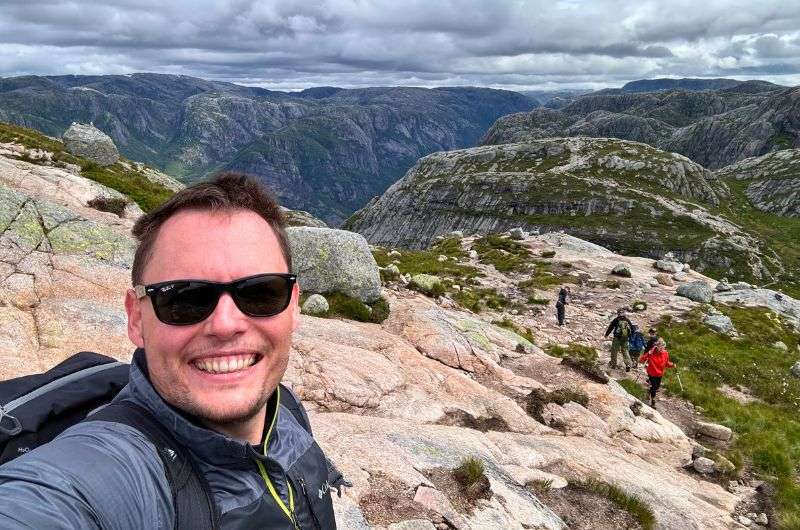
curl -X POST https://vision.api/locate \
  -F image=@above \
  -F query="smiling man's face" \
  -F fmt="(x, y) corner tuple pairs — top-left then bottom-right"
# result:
(125, 209), (299, 427)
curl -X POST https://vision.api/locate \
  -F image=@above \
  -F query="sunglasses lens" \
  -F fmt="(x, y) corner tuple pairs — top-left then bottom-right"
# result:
(152, 282), (218, 325)
(234, 275), (292, 316)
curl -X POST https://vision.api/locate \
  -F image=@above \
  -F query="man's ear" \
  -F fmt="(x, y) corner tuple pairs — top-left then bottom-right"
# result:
(291, 283), (301, 331)
(125, 288), (145, 348)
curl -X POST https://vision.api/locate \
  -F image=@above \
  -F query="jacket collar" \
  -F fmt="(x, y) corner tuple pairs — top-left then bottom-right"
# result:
(118, 348), (294, 470)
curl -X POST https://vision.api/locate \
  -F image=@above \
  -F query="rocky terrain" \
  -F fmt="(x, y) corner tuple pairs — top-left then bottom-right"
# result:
(482, 82), (796, 169)
(0, 74), (535, 223)
(5, 127), (799, 528)
(716, 149), (800, 218)
(345, 137), (788, 285)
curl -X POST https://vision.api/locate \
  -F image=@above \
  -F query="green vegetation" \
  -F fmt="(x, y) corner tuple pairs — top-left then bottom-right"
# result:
(372, 238), (513, 313)
(526, 387), (590, 424)
(541, 250), (556, 258)
(631, 300), (648, 312)
(570, 479), (656, 530)
(300, 292), (390, 324)
(544, 342), (599, 362)
(0, 121), (174, 212)
(618, 378), (649, 401)
(657, 306), (800, 528)
(492, 317), (535, 344)
(86, 196), (128, 217)
(713, 177), (800, 298)
(517, 261), (578, 292)
(473, 234), (532, 273)
(453, 456), (486, 489)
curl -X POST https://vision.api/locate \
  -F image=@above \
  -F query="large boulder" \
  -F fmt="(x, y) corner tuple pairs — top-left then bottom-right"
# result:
(676, 281), (713, 303)
(703, 313), (735, 335)
(62, 123), (119, 166)
(287, 227), (381, 303)
(655, 260), (684, 273)
(695, 421), (733, 441)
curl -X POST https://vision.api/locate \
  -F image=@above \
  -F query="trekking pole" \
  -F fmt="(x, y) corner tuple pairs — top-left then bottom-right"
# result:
(675, 369), (684, 393)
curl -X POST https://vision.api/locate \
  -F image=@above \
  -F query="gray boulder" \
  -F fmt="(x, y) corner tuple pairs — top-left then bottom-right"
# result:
(611, 263), (632, 277)
(62, 123), (119, 166)
(704, 313), (735, 334)
(693, 456), (716, 474)
(655, 260), (683, 273)
(287, 227), (381, 303)
(676, 281), (713, 303)
(791, 361), (800, 378)
(773, 341), (788, 351)
(673, 271), (689, 282)
(509, 227), (526, 240)
(715, 280), (732, 292)
(695, 421), (733, 441)
(301, 294), (329, 316)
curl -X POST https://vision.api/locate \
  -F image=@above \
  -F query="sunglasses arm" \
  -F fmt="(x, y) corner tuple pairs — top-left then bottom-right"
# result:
(134, 285), (148, 299)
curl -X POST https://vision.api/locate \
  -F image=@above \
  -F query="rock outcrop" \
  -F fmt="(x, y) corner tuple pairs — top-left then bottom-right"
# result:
(345, 137), (777, 283)
(287, 227), (381, 303)
(481, 83), (795, 170)
(62, 123), (120, 166)
(716, 149), (800, 217)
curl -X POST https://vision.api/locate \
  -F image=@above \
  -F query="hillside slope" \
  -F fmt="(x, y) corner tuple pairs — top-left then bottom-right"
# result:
(482, 83), (796, 169)
(0, 74), (535, 223)
(345, 137), (792, 289)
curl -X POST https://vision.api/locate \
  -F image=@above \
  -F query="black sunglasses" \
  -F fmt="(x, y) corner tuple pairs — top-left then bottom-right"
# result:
(135, 273), (297, 326)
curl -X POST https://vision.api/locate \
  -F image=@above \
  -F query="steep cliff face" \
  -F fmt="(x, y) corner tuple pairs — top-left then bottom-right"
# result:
(345, 137), (780, 282)
(717, 149), (800, 218)
(0, 75), (535, 224)
(482, 84), (797, 170)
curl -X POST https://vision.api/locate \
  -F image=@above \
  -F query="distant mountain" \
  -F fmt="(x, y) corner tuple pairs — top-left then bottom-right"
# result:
(482, 82), (797, 169)
(0, 74), (535, 224)
(517, 89), (590, 109)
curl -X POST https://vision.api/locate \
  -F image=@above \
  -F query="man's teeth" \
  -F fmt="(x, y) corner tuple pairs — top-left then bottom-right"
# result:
(194, 354), (257, 374)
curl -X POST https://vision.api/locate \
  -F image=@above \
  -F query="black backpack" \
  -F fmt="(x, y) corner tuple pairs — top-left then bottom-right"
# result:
(0, 351), (311, 530)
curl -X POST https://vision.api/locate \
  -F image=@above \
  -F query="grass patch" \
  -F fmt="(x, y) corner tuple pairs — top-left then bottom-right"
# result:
(618, 378), (649, 401)
(545, 342), (598, 362)
(526, 387), (590, 424)
(571, 479), (655, 530)
(541, 250), (556, 258)
(473, 234), (532, 273)
(492, 317), (535, 344)
(656, 305), (800, 527)
(301, 292), (390, 324)
(452, 285), (510, 313)
(518, 261), (579, 292)
(453, 456), (486, 490)
(604, 279), (622, 289)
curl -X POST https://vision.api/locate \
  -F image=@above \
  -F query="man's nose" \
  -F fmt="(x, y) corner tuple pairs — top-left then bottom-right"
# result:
(203, 292), (249, 337)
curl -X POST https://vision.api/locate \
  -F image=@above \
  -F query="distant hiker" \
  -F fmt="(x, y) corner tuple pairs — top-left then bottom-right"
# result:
(629, 325), (646, 369)
(605, 308), (634, 371)
(555, 286), (570, 326)
(639, 338), (675, 407)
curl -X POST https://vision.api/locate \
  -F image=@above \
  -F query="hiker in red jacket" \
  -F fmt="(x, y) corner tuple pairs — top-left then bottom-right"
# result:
(639, 338), (675, 408)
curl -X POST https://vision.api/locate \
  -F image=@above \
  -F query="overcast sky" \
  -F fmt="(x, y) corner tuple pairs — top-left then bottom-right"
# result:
(1, 0), (799, 91)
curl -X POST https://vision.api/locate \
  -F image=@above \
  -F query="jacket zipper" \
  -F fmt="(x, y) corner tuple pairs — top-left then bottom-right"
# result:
(297, 476), (322, 530)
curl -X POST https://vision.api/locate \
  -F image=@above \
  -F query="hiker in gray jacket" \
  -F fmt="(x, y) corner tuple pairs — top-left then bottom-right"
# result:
(0, 173), (341, 529)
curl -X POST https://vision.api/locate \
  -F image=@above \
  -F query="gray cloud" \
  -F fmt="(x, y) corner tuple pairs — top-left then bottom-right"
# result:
(0, 0), (799, 90)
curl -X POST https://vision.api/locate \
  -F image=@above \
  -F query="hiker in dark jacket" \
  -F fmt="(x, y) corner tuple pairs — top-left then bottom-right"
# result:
(628, 325), (646, 369)
(555, 286), (570, 326)
(639, 338), (675, 407)
(605, 308), (634, 371)
(0, 174), (341, 529)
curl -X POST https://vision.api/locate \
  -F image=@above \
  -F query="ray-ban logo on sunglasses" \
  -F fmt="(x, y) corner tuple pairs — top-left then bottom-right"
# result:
(159, 285), (174, 292)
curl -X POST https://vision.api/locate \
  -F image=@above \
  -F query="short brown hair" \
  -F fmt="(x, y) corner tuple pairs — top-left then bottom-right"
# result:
(131, 172), (291, 285)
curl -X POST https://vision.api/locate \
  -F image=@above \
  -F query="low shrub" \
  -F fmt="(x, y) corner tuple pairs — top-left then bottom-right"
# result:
(473, 234), (532, 273)
(492, 317), (535, 344)
(631, 300), (648, 312)
(308, 292), (390, 324)
(604, 280), (622, 289)
(453, 456), (486, 489)
(527, 296), (550, 305)
(545, 342), (598, 362)
(526, 387), (590, 423)
(541, 250), (556, 258)
(87, 196), (129, 217)
(571, 479), (655, 530)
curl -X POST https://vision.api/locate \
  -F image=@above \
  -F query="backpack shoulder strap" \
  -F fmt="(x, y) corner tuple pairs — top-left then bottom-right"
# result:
(87, 401), (218, 530)
(278, 383), (312, 435)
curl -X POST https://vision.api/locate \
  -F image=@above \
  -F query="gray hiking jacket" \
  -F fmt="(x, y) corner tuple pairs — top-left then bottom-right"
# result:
(0, 349), (338, 529)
